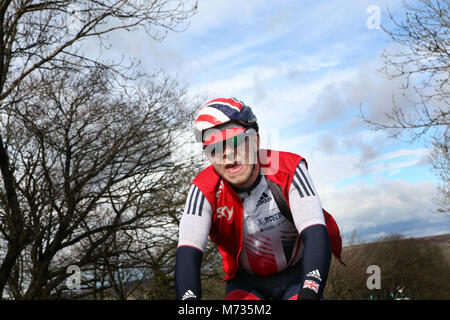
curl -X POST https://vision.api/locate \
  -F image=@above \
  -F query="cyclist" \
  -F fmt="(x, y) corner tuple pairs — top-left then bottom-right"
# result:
(175, 98), (343, 300)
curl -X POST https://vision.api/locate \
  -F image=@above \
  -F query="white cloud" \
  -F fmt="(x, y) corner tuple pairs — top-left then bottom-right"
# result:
(112, 0), (444, 242)
(185, 30), (289, 71)
(318, 178), (442, 236)
(186, 0), (274, 36)
(189, 65), (357, 131)
(375, 148), (429, 162)
(278, 123), (429, 185)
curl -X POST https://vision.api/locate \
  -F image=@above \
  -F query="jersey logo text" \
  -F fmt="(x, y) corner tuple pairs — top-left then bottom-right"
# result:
(216, 206), (233, 221)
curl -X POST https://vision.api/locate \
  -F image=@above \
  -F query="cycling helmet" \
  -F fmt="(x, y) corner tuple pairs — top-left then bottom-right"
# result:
(194, 98), (258, 144)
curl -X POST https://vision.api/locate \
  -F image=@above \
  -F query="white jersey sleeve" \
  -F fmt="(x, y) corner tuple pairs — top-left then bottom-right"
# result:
(288, 160), (325, 234)
(178, 184), (213, 252)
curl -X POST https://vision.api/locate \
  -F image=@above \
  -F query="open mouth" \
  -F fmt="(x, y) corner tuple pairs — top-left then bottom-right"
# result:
(224, 163), (244, 174)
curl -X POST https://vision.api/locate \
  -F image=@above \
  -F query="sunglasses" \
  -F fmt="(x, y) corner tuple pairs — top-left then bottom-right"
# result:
(203, 129), (254, 158)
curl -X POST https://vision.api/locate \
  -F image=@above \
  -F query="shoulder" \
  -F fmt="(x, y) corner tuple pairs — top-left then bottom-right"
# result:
(191, 165), (220, 206)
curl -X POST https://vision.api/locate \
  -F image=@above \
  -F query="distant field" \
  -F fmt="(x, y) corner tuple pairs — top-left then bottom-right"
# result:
(419, 234), (450, 264)
(419, 233), (450, 244)
(202, 233), (450, 300)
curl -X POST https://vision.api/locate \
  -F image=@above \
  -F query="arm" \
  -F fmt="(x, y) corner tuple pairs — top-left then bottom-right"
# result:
(175, 246), (203, 300)
(298, 224), (331, 300)
(175, 184), (212, 300)
(288, 160), (331, 300)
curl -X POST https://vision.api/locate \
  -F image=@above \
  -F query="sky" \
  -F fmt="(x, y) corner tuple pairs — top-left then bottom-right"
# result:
(89, 0), (449, 243)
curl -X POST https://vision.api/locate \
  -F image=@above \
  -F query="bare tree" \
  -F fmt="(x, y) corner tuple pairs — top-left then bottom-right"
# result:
(360, 0), (449, 215)
(0, 0), (197, 101)
(0, 64), (198, 299)
(0, 0), (198, 299)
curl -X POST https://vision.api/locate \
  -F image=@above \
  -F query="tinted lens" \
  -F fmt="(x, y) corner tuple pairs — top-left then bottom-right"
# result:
(227, 133), (246, 148)
(203, 132), (248, 157)
(203, 143), (220, 157)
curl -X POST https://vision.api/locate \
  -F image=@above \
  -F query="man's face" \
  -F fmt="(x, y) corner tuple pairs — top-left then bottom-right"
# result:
(204, 130), (259, 188)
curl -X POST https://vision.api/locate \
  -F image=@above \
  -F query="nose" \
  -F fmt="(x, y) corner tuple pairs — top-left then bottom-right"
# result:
(222, 144), (237, 162)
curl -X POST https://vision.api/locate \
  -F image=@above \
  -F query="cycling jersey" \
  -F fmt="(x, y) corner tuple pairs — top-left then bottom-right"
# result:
(176, 149), (341, 300)
(178, 160), (324, 276)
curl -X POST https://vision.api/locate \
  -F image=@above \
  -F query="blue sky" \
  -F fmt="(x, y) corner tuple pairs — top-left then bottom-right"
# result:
(91, 0), (449, 243)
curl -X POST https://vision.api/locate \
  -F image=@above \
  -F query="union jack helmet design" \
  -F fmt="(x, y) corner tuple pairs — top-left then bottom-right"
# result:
(194, 98), (258, 143)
